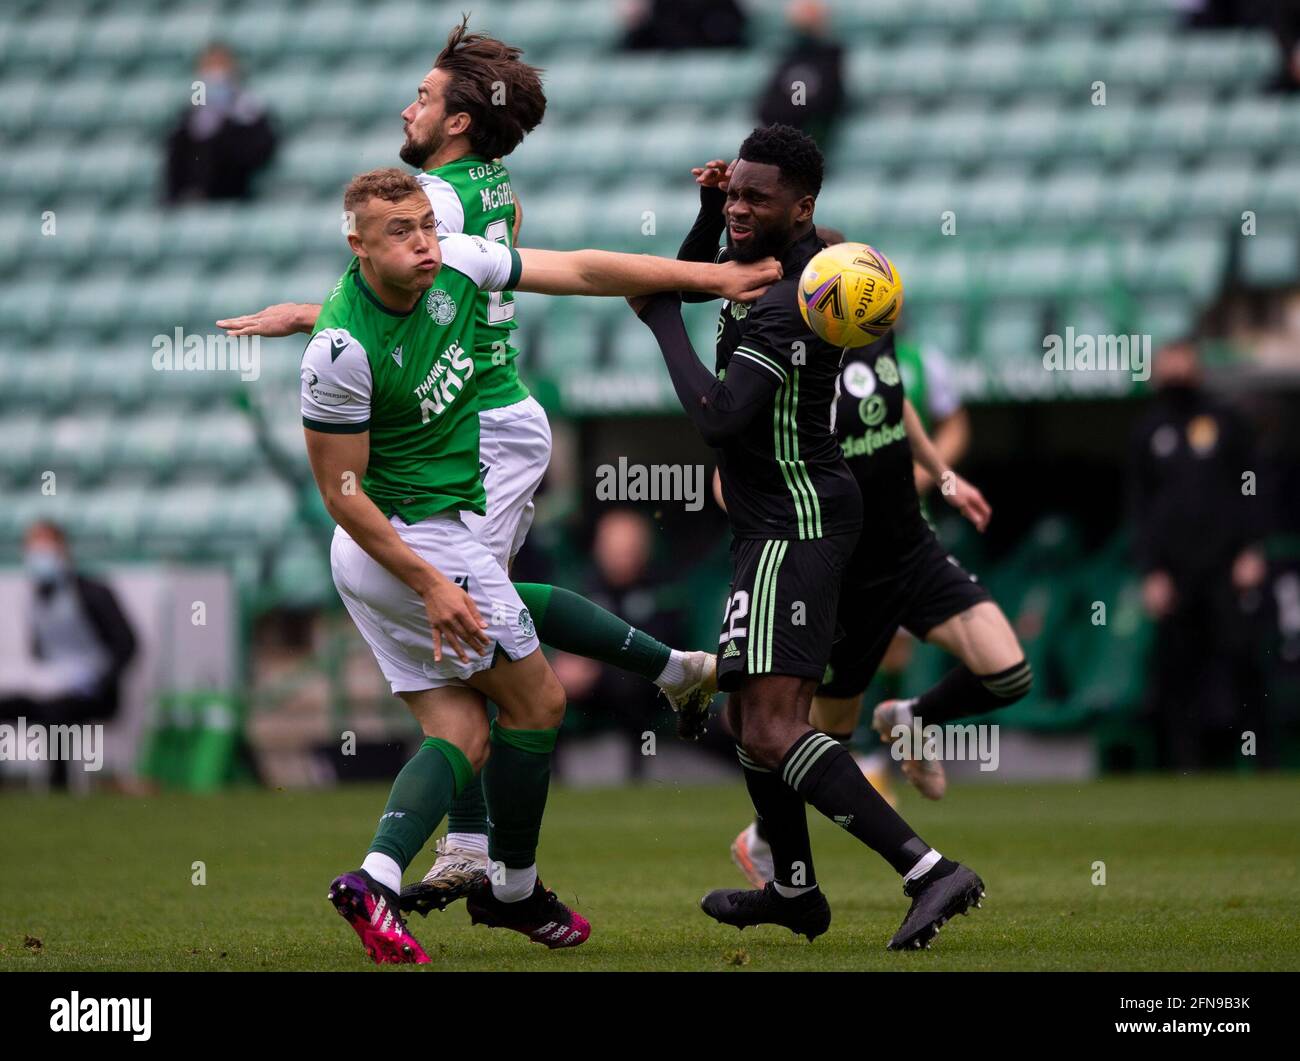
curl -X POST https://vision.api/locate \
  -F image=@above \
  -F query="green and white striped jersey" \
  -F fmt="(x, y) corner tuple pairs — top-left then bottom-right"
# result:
(300, 233), (522, 524)
(417, 155), (527, 411)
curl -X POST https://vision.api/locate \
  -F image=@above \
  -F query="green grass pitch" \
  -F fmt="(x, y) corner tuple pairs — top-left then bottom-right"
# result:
(4, 774), (1298, 971)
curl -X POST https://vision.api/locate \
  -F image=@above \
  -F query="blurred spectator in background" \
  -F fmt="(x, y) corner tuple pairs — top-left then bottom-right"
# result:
(621, 0), (747, 50)
(756, 0), (845, 148)
(1128, 340), (1270, 769)
(164, 43), (277, 204)
(551, 508), (688, 777)
(0, 522), (137, 788)
(1181, 0), (1300, 93)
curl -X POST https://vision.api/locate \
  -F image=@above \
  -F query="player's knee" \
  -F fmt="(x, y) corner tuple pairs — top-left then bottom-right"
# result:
(981, 659), (1032, 706)
(740, 732), (789, 772)
(519, 670), (566, 729)
(537, 680), (566, 729)
(461, 729), (491, 772)
(810, 694), (860, 733)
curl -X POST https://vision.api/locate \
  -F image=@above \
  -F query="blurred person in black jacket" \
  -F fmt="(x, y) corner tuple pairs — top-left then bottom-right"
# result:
(0, 521), (137, 788)
(756, 0), (845, 149)
(1128, 340), (1270, 769)
(550, 508), (688, 778)
(164, 43), (277, 204)
(621, 0), (747, 50)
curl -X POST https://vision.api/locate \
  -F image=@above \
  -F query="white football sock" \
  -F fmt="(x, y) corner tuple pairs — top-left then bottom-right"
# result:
(491, 862), (537, 903)
(655, 649), (690, 690)
(902, 848), (942, 884)
(445, 832), (489, 857)
(361, 852), (402, 895)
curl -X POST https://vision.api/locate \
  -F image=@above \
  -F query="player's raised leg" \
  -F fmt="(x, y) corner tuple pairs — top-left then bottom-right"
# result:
(460, 646), (591, 948)
(873, 600), (1031, 800)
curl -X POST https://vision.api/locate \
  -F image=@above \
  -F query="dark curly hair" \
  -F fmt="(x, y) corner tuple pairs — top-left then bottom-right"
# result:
(737, 123), (824, 200)
(436, 16), (547, 160)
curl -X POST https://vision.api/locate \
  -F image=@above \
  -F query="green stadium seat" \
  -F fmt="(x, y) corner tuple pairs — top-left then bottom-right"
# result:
(960, 37), (1028, 94)
(82, 12), (150, 65)
(1036, 168), (1106, 226)
(1109, 162), (1178, 224)
(1144, 97), (1214, 155)
(1258, 159), (1300, 214)
(978, 302), (1043, 359)
(10, 14), (86, 69)
(1183, 156), (1258, 218)
(1219, 95), (1283, 152)
(990, 102), (1062, 160)
(1240, 228), (1300, 287)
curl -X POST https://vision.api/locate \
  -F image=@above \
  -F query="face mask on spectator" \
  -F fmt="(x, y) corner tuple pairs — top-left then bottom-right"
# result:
(24, 546), (67, 584)
(203, 73), (235, 110)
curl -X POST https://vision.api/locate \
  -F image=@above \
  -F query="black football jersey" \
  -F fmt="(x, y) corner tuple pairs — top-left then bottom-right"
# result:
(713, 228), (862, 541)
(833, 332), (930, 571)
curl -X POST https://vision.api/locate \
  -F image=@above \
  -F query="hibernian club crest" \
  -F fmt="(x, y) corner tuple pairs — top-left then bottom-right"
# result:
(425, 289), (457, 325)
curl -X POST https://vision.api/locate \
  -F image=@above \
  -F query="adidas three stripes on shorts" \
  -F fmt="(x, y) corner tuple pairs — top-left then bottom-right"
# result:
(715, 532), (858, 693)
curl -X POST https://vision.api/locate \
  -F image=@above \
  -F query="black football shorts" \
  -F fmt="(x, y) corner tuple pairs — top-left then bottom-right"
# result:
(818, 529), (990, 700)
(716, 532), (858, 692)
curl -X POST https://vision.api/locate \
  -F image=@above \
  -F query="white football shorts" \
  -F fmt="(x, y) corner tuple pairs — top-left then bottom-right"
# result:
(331, 512), (540, 694)
(464, 395), (552, 570)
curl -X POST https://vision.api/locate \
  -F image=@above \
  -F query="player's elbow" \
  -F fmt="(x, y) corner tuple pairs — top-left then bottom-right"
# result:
(698, 410), (745, 447)
(319, 485), (360, 522)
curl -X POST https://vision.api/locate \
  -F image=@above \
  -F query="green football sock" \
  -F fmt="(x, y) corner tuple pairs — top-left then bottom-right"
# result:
(482, 721), (559, 869)
(513, 582), (671, 680)
(368, 736), (473, 870)
(446, 773), (489, 837)
(445, 702), (495, 838)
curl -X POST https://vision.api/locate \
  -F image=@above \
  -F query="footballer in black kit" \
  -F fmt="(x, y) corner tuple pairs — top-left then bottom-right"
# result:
(669, 140), (860, 693)
(820, 331), (991, 700)
(629, 124), (986, 953)
(708, 224), (863, 692)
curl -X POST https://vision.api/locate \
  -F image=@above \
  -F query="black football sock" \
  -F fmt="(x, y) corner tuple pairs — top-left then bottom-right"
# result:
(750, 732), (850, 847)
(913, 659), (1033, 725)
(780, 730), (931, 876)
(737, 746), (817, 891)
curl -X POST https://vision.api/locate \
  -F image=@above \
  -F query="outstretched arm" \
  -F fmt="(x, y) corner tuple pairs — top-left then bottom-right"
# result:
(513, 247), (778, 303)
(218, 302), (320, 336)
(630, 293), (779, 446)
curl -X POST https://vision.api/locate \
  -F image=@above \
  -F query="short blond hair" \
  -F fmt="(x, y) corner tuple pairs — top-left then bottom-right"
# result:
(343, 167), (425, 216)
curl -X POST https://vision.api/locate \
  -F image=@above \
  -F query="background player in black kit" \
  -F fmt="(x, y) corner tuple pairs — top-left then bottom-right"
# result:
(627, 124), (984, 951)
(731, 320), (1035, 885)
